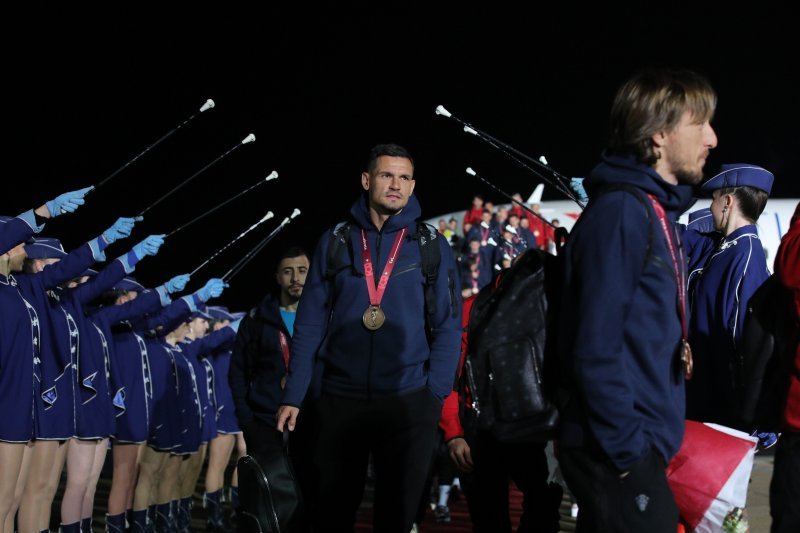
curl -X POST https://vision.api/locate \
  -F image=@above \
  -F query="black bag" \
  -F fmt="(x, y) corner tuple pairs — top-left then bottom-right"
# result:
(237, 429), (303, 533)
(457, 185), (654, 443)
(739, 274), (798, 431)
(460, 247), (563, 442)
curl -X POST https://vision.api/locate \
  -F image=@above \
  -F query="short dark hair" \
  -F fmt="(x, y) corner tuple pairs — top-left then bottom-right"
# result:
(275, 246), (310, 272)
(367, 144), (414, 174)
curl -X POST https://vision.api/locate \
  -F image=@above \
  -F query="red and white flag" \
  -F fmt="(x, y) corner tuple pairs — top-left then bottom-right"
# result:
(666, 421), (757, 532)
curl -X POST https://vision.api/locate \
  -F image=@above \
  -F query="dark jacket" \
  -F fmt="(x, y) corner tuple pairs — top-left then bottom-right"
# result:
(229, 293), (290, 427)
(558, 152), (694, 471)
(281, 194), (462, 406)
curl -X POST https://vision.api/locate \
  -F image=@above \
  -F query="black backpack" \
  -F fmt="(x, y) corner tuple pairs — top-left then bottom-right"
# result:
(460, 247), (563, 442)
(459, 184), (654, 443)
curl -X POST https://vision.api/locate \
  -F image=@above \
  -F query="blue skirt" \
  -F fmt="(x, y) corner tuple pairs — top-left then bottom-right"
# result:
(209, 350), (241, 434)
(110, 331), (152, 443)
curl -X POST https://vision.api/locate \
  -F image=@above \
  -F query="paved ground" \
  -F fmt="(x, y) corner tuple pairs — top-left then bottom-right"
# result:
(745, 450), (774, 532)
(57, 445), (776, 531)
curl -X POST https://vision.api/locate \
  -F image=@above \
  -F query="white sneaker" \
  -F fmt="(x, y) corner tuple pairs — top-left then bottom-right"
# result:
(571, 502), (579, 518)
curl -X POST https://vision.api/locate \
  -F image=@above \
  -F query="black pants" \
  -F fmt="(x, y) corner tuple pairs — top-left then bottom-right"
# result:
(312, 388), (442, 533)
(461, 432), (562, 533)
(413, 429), (458, 523)
(770, 431), (800, 533)
(559, 446), (678, 533)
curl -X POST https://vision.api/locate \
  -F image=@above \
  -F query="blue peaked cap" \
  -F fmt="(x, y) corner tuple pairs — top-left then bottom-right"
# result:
(189, 306), (214, 321)
(113, 277), (145, 292)
(700, 164), (773, 196)
(24, 237), (68, 259)
(206, 306), (246, 322)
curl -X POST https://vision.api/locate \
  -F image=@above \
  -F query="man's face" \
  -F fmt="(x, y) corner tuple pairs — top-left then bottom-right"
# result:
(472, 196), (484, 209)
(361, 156), (415, 216)
(658, 110), (718, 185)
(276, 254), (310, 301)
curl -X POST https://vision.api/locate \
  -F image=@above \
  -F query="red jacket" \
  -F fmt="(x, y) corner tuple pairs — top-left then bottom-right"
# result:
(776, 202), (800, 431)
(439, 293), (477, 441)
(463, 207), (484, 229)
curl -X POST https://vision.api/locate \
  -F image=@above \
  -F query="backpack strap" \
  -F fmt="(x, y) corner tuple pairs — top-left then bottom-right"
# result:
(416, 221), (445, 324)
(325, 220), (353, 281)
(325, 219), (445, 328)
(591, 183), (654, 270)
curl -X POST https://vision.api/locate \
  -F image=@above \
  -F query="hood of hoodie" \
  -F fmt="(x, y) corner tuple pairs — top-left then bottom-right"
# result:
(349, 192), (423, 232)
(256, 292), (287, 331)
(586, 151), (695, 214)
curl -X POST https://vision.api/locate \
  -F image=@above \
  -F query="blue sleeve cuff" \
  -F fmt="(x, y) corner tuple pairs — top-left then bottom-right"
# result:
(116, 251), (138, 274)
(45, 200), (57, 218)
(17, 210), (44, 233)
(156, 286), (171, 306)
(181, 294), (199, 313)
(88, 238), (107, 262)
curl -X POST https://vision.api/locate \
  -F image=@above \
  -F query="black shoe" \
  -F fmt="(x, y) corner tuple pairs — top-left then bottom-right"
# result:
(206, 518), (226, 532)
(434, 505), (451, 524)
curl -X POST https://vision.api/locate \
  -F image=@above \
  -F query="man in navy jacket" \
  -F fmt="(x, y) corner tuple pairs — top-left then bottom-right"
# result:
(277, 143), (462, 532)
(557, 69), (718, 532)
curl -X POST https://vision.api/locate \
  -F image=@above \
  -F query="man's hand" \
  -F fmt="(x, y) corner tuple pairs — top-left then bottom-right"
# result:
(447, 437), (473, 473)
(276, 405), (300, 432)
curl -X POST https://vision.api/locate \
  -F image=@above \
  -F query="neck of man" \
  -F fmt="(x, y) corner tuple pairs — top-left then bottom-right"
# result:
(280, 293), (299, 312)
(369, 204), (401, 231)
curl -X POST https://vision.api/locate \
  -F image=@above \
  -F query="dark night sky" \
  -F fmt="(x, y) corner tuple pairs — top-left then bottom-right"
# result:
(7, 8), (798, 312)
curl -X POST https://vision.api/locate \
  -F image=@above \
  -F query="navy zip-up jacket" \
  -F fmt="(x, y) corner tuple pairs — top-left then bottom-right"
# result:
(229, 292), (290, 428)
(558, 152), (694, 472)
(282, 194), (462, 406)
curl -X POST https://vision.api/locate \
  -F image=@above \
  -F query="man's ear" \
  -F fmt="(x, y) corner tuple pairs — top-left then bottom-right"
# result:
(361, 172), (370, 191)
(652, 130), (667, 151)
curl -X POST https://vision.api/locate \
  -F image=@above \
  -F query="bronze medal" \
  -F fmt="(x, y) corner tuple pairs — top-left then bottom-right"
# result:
(362, 305), (386, 331)
(681, 338), (694, 380)
(481, 240), (487, 247)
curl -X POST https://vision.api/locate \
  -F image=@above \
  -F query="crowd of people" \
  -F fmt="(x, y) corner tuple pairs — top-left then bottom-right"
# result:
(2, 67), (799, 533)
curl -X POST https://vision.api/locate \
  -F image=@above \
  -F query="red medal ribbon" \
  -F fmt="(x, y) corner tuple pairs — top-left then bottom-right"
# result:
(278, 331), (290, 369)
(361, 227), (407, 306)
(647, 194), (692, 378)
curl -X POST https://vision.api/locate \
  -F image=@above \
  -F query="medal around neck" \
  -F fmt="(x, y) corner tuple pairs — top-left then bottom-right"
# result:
(362, 305), (386, 330)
